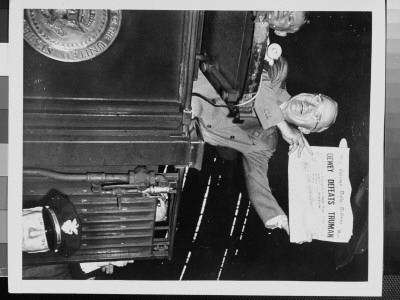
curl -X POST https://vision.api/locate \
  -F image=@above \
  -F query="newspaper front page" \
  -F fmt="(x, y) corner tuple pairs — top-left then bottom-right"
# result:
(288, 139), (353, 243)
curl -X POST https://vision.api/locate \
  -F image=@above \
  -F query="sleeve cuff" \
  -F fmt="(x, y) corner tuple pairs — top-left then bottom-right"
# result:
(265, 215), (288, 229)
(79, 262), (106, 273)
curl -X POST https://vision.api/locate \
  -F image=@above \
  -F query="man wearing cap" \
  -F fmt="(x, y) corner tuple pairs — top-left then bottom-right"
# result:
(22, 190), (81, 257)
(22, 190), (134, 279)
(192, 55), (338, 240)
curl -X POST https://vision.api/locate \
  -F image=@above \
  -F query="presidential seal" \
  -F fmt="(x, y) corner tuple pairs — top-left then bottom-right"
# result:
(24, 9), (122, 62)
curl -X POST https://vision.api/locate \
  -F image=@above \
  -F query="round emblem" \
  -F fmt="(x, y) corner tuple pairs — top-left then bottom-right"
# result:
(24, 9), (122, 62)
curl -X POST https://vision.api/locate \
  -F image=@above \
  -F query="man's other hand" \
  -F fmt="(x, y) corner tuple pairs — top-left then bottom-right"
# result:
(101, 264), (114, 274)
(297, 231), (313, 244)
(281, 217), (290, 235)
(100, 260), (135, 274)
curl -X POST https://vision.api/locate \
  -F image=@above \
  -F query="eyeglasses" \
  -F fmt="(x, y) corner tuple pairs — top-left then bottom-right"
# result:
(311, 94), (322, 132)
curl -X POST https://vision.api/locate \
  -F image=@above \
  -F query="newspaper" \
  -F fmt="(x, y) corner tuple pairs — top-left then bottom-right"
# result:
(288, 139), (353, 243)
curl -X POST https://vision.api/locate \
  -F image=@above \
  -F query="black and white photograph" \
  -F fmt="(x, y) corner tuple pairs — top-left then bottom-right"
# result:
(8, 0), (385, 296)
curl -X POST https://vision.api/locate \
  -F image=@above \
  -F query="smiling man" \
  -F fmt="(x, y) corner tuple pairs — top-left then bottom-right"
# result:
(192, 55), (338, 240)
(253, 56), (338, 156)
(281, 93), (338, 134)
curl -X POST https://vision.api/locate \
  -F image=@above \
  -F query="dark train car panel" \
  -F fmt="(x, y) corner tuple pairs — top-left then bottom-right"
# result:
(22, 10), (202, 265)
(24, 10), (185, 101)
(23, 11), (200, 168)
(201, 11), (254, 95)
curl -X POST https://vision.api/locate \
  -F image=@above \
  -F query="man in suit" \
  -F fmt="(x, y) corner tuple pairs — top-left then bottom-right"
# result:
(191, 55), (338, 240)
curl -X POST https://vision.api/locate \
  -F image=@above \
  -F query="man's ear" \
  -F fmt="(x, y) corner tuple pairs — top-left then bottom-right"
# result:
(274, 30), (287, 37)
(298, 126), (311, 134)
